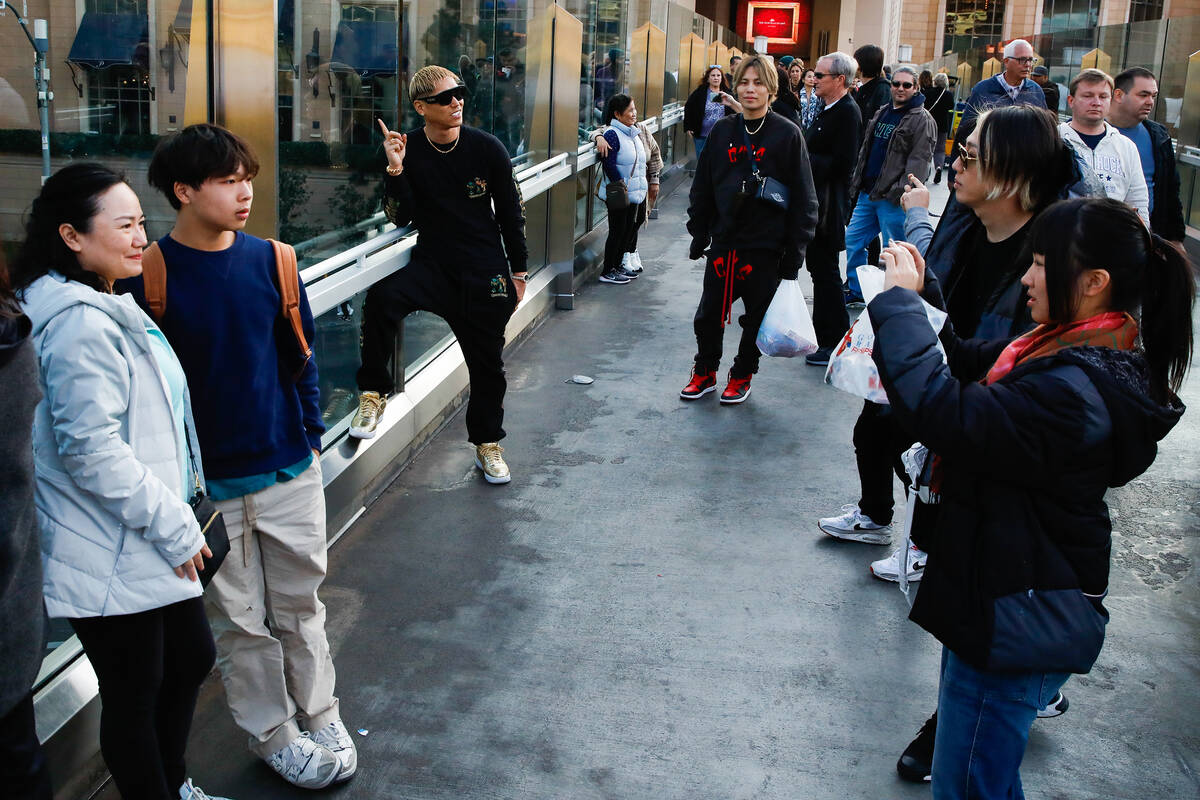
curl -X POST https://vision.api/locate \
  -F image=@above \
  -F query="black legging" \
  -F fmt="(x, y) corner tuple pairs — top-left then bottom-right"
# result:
(604, 203), (641, 273)
(70, 596), (215, 800)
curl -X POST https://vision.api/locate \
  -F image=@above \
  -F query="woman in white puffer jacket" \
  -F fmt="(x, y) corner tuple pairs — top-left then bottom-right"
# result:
(13, 163), (231, 800)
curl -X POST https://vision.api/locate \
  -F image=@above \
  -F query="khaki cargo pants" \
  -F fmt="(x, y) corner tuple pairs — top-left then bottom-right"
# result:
(205, 458), (340, 758)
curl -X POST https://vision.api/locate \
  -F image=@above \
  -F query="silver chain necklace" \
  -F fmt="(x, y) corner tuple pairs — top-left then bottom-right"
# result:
(745, 115), (767, 135)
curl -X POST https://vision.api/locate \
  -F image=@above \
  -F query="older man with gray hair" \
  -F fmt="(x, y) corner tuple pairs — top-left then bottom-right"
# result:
(841, 65), (937, 303)
(961, 38), (1046, 127)
(801, 51), (862, 365)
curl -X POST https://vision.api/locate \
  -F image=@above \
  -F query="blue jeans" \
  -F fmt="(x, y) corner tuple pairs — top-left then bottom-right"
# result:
(843, 192), (908, 296)
(694, 136), (707, 159)
(932, 648), (1069, 800)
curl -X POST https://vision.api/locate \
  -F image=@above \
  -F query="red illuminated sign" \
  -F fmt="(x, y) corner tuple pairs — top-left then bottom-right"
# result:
(745, 2), (806, 45)
(752, 6), (794, 38)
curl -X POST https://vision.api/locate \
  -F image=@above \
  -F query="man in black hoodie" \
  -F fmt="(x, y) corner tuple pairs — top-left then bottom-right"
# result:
(682, 54), (818, 404)
(843, 65), (936, 303)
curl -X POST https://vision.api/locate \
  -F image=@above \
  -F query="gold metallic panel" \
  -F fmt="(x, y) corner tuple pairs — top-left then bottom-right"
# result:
(630, 22), (667, 122)
(1080, 48), (1113, 73)
(956, 61), (974, 91)
(546, 4), (584, 308)
(212, 0), (277, 239)
(681, 33), (708, 93)
(182, 0), (209, 126)
(708, 41), (730, 70)
(981, 57), (1001, 80)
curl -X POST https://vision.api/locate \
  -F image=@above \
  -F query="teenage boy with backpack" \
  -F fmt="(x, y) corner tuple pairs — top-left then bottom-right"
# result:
(120, 123), (357, 790)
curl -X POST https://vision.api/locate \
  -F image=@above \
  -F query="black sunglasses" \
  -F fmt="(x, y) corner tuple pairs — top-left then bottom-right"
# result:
(813, 72), (828, 79)
(416, 85), (467, 105)
(892, 80), (914, 89)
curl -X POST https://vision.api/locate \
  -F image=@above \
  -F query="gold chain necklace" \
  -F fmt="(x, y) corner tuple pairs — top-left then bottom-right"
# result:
(745, 115), (767, 135)
(426, 130), (460, 154)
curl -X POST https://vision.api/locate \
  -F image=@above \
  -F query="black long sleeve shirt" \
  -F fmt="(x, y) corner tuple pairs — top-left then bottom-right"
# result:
(686, 112), (818, 277)
(384, 126), (528, 275)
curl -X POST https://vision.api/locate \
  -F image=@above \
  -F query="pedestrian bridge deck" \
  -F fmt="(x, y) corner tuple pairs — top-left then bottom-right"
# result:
(107, 182), (1200, 800)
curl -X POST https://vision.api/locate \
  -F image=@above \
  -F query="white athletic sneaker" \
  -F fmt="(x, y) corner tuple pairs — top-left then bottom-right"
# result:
(179, 779), (233, 800)
(266, 732), (340, 789)
(817, 504), (893, 544)
(311, 719), (358, 782)
(870, 543), (928, 582)
(621, 252), (632, 271)
(629, 251), (644, 273)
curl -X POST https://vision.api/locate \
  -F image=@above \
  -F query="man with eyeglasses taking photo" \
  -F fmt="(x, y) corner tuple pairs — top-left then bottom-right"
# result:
(352, 65), (528, 487)
(840, 65), (936, 307)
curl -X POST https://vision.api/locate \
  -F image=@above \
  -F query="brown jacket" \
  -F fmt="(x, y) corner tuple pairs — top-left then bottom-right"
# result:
(851, 94), (937, 204)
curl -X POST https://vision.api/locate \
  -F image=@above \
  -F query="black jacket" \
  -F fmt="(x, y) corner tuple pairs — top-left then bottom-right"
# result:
(854, 76), (893, 129)
(683, 85), (734, 138)
(926, 86), (955, 137)
(870, 287), (1184, 672)
(0, 312), (44, 716)
(1041, 81), (1061, 113)
(804, 94), (862, 249)
(687, 112), (818, 277)
(1143, 119), (1186, 241)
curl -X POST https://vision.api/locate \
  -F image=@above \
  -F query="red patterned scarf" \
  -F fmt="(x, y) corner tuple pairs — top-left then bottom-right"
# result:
(984, 311), (1139, 385)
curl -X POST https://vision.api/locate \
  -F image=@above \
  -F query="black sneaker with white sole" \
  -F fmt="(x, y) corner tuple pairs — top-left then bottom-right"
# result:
(897, 711), (936, 783)
(599, 270), (631, 285)
(1036, 691), (1069, 718)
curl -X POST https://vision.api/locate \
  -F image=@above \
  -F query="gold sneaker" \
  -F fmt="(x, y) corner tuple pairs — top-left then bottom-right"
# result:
(474, 442), (511, 484)
(349, 391), (386, 439)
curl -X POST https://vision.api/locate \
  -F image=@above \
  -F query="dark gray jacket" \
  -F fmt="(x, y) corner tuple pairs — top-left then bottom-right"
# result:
(0, 312), (44, 716)
(851, 93), (938, 203)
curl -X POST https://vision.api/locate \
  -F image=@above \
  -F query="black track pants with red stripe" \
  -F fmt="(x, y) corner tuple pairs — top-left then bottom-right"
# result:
(692, 248), (780, 379)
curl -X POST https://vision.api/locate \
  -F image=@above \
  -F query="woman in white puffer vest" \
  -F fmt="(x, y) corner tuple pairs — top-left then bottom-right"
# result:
(596, 94), (650, 285)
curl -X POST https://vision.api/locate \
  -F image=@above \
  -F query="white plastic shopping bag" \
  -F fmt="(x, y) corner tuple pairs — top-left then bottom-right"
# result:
(756, 279), (818, 358)
(824, 266), (948, 403)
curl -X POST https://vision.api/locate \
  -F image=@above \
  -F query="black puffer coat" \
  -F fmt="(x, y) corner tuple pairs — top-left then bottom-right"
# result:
(869, 287), (1184, 673)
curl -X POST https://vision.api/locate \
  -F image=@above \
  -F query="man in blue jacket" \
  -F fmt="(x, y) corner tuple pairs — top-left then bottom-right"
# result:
(961, 39), (1046, 126)
(1109, 67), (1187, 246)
(123, 124), (356, 790)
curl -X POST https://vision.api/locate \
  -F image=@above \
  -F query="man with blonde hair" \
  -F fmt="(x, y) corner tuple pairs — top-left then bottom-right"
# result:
(355, 65), (529, 486)
(682, 54), (818, 403)
(1060, 68), (1150, 225)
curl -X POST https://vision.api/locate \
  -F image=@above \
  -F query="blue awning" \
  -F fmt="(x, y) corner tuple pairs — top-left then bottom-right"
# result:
(330, 21), (398, 77)
(68, 12), (149, 69)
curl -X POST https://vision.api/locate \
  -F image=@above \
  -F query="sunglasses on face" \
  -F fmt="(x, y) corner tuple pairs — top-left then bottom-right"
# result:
(416, 85), (467, 105)
(892, 80), (914, 89)
(813, 72), (828, 79)
(957, 142), (980, 167)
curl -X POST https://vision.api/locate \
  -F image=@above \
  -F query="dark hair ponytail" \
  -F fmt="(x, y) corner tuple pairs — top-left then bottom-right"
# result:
(1140, 233), (1195, 402)
(10, 163), (128, 295)
(1031, 197), (1194, 403)
(603, 93), (633, 125)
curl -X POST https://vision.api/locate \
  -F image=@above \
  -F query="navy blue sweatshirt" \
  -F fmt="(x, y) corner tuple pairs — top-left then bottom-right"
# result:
(118, 233), (324, 479)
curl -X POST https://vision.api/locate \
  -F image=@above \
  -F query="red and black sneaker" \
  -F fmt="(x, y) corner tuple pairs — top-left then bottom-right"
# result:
(720, 372), (752, 404)
(679, 369), (717, 400)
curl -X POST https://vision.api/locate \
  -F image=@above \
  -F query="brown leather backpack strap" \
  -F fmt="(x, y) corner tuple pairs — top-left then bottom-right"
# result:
(269, 239), (313, 369)
(141, 241), (167, 320)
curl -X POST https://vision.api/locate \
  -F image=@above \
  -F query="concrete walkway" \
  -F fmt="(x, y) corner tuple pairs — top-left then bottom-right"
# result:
(143, 181), (1198, 800)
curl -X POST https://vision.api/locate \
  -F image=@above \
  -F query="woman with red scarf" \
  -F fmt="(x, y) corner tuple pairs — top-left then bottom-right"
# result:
(868, 197), (1193, 800)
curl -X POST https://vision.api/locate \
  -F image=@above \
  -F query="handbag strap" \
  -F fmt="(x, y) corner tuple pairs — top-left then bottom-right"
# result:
(183, 418), (203, 499)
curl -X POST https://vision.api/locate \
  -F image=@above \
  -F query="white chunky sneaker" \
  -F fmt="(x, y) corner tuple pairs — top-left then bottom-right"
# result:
(179, 779), (233, 800)
(474, 442), (511, 484)
(349, 391), (386, 439)
(629, 251), (644, 273)
(311, 719), (357, 782)
(817, 504), (893, 544)
(870, 543), (928, 582)
(266, 732), (340, 789)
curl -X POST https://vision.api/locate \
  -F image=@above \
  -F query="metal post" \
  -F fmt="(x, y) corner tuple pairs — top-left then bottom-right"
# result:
(33, 18), (50, 183)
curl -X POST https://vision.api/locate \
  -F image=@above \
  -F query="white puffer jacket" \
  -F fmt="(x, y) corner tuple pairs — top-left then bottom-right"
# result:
(21, 273), (205, 619)
(1058, 121), (1150, 227)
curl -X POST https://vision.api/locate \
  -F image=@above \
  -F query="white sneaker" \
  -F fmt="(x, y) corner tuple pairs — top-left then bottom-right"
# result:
(266, 732), (340, 789)
(620, 252), (632, 270)
(870, 543), (927, 582)
(179, 779), (233, 800)
(311, 719), (357, 782)
(349, 391), (386, 439)
(629, 252), (644, 273)
(817, 504), (893, 544)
